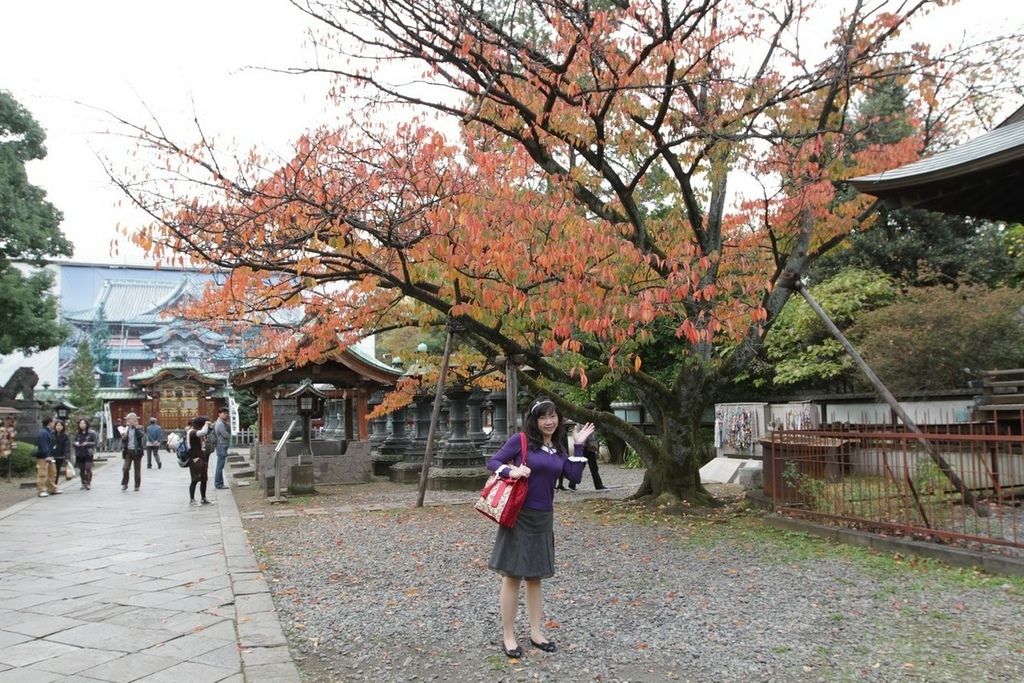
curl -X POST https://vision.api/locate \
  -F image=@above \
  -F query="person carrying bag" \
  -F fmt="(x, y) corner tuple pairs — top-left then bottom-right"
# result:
(483, 398), (594, 660)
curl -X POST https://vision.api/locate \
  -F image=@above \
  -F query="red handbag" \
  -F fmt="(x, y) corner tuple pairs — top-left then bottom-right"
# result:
(475, 433), (528, 527)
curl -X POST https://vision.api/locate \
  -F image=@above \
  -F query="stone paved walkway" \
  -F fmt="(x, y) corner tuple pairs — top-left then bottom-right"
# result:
(0, 452), (299, 682)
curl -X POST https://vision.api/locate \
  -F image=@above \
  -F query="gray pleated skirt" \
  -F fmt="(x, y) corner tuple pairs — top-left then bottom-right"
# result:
(488, 506), (555, 580)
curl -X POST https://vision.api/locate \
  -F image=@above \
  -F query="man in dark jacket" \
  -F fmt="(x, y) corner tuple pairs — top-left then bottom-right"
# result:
(569, 403), (607, 491)
(36, 417), (60, 497)
(145, 417), (164, 469)
(119, 412), (146, 491)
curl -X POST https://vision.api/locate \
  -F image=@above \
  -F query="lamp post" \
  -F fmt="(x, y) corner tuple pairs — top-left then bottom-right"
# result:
(286, 380), (326, 465)
(53, 399), (76, 423)
(284, 380), (326, 495)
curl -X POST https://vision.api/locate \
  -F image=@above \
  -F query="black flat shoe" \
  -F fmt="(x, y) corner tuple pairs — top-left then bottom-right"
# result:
(530, 638), (557, 652)
(503, 645), (523, 659)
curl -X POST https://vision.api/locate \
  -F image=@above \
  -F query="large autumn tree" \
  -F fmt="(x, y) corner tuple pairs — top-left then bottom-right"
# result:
(114, 0), (1023, 503)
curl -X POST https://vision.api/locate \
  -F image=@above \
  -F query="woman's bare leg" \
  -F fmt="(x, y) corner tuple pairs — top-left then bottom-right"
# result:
(499, 576), (522, 650)
(525, 578), (547, 643)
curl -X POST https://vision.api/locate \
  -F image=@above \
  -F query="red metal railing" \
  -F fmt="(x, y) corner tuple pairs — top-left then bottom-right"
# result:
(763, 427), (1024, 554)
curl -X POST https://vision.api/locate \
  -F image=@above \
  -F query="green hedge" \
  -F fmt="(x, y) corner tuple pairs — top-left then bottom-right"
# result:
(0, 442), (37, 477)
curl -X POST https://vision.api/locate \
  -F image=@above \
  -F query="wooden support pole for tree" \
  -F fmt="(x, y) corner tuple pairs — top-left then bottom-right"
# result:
(416, 326), (454, 508)
(778, 271), (989, 517)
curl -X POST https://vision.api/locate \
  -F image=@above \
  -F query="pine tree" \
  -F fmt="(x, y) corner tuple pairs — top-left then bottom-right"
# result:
(90, 305), (114, 387)
(67, 339), (100, 419)
(813, 78), (1013, 288)
(0, 91), (74, 354)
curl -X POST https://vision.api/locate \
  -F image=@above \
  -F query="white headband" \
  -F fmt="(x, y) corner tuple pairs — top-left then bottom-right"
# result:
(531, 399), (555, 414)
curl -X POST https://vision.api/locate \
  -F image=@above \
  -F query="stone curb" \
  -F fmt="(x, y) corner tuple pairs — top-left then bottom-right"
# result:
(216, 477), (302, 682)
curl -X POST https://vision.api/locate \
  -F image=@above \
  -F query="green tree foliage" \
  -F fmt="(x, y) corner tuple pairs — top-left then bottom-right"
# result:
(761, 269), (899, 391)
(853, 286), (1024, 394)
(816, 79), (1017, 288)
(90, 304), (114, 386)
(765, 80), (1023, 395)
(66, 339), (100, 419)
(814, 208), (1018, 289)
(0, 91), (74, 354)
(231, 388), (258, 430)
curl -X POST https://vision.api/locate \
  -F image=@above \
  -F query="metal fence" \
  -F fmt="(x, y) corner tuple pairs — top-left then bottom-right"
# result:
(763, 427), (1024, 555)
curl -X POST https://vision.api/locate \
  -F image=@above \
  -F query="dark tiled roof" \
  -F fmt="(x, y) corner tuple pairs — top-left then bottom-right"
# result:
(849, 117), (1024, 223)
(128, 360), (228, 384)
(109, 348), (157, 361)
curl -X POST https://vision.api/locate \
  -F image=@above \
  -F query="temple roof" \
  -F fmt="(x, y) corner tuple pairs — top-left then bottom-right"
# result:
(849, 105), (1024, 223)
(138, 324), (226, 346)
(232, 344), (403, 389)
(64, 276), (207, 326)
(128, 359), (228, 386)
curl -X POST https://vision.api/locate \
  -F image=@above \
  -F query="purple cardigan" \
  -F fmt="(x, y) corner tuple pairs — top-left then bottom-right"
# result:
(486, 434), (588, 511)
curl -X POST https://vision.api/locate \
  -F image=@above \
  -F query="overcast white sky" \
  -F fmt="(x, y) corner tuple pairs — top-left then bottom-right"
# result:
(1, 0), (336, 263)
(1, 1), (1023, 265)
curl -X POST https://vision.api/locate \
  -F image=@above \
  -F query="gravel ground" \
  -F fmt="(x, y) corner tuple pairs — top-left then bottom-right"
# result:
(237, 466), (1024, 683)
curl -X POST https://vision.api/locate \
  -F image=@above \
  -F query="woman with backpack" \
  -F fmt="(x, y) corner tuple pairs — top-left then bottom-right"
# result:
(186, 416), (213, 506)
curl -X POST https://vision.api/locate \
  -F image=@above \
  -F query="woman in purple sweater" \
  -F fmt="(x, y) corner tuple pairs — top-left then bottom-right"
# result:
(486, 397), (594, 659)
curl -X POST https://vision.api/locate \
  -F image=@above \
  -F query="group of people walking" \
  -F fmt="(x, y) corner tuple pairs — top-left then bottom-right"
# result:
(34, 406), (232, 504)
(34, 417), (98, 496)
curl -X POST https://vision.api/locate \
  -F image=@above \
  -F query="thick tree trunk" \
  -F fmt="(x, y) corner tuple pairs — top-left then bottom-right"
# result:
(605, 435), (626, 464)
(634, 452), (711, 506)
(626, 404), (713, 506)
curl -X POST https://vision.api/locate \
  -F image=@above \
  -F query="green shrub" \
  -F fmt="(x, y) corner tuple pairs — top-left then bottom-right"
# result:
(622, 447), (644, 469)
(0, 442), (37, 477)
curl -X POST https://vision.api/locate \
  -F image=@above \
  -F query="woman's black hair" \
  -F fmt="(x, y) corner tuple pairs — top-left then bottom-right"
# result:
(522, 397), (568, 453)
(77, 418), (90, 431)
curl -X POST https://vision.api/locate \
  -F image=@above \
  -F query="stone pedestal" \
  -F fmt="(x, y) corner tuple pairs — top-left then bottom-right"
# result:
(288, 464), (315, 495)
(391, 394), (432, 483)
(429, 389), (488, 490)
(374, 405), (410, 476)
(390, 461), (425, 484)
(425, 466), (489, 491)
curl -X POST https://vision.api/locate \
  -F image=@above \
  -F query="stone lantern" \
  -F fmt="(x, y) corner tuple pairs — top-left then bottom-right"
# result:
(284, 380), (326, 494)
(53, 399), (77, 422)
